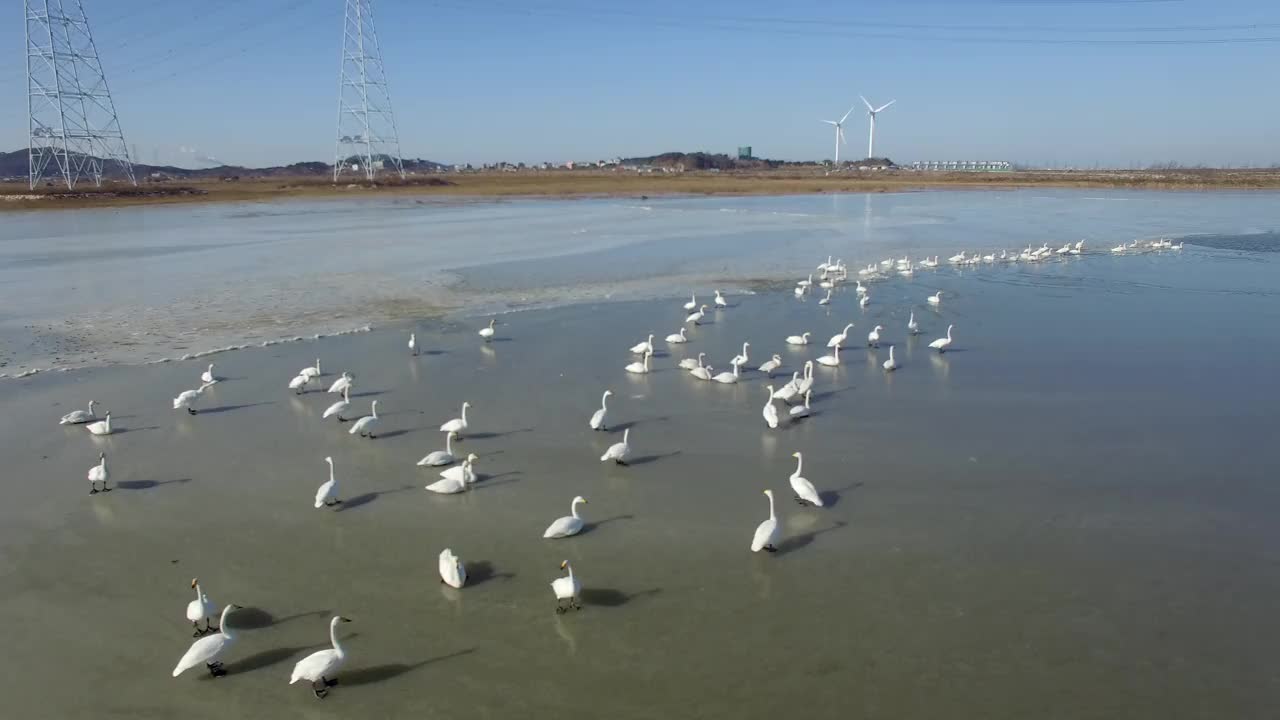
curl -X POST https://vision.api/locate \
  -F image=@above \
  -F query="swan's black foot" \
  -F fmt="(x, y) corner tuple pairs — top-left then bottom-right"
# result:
(572, 600), (582, 611)
(89, 488), (98, 494)
(101, 485), (111, 492)
(337, 416), (347, 423)
(324, 678), (338, 687)
(764, 545), (778, 553)
(312, 683), (329, 699)
(187, 408), (197, 415)
(615, 460), (628, 466)
(207, 662), (226, 677)
(367, 434), (376, 440)
(555, 605), (567, 614)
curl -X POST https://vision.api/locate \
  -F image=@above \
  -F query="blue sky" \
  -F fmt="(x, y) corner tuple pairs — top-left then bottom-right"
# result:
(2, 0), (1278, 168)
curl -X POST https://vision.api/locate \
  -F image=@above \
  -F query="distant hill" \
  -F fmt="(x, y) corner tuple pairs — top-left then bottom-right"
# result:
(618, 151), (894, 171)
(0, 149), (446, 182)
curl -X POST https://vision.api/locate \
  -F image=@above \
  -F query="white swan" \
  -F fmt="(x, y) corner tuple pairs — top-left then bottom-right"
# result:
(948, 251), (966, 264)
(1111, 243), (1126, 253)
(288, 373), (314, 394)
(715, 290), (728, 307)
(785, 332), (810, 346)
(417, 431), (458, 466)
(543, 496), (588, 538)
(87, 452), (110, 493)
(600, 428), (631, 465)
(750, 490), (779, 553)
(712, 363), (740, 384)
(929, 324), (954, 352)
(186, 578), (216, 636)
(758, 354), (782, 376)
(665, 328), (688, 344)
(552, 560), (581, 612)
(789, 390), (812, 419)
(85, 412), (113, 436)
(817, 256), (832, 272)
(882, 345), (899, 371)
(172, 604), (240, 678)
(826, 323), (854, 348)
(730, 342), (750, 369)
(299, 359), (322, 381)
(315, 457), (340, 508)
(200, 364), (219, 384)
(439, 549), (466, 588)
(794, 285), (806, 297)
(818, 289), (832, 305)
(348, 400), (379, 438)
(927, 291), (942, 305)
(59, 400), (99, 425)
(173, 381), (216, 414)
(629, 334), (655, 355)
(816, 344), (841, 367)
(624, 351), (652, 374)
(788, 452), (824, 506)
(686, 305), (708, 325)
(762, 386), (780, 429)
(584, 390), (612, 431)
(289, 616), (352, 698)
(426, 455), (478, 493)
(678, 352), (705, 371)
(773, 372), (800, 401)
(867, 325), (883, 347)
(683, 293), (697, 311)
(321, 387), (351, 422)
(327, 372), (353, 394)
(859, 294), (871, 308)
(855, 281), (867, 295)
(907, 311), (919, 335)
(408, 332), (418, 356)
(690, 363), (713, 381)
(479, 319), (496, 340)
(440, 401), (471, 437)
(798, 273), (813, 288)
(796, 361), (815, 395)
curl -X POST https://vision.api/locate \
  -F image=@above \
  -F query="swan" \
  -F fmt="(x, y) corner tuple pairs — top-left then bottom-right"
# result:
(798, 274), (813, 288)
(289, 616), (353, 699)
(867, 325), (883, 347)
(715, 290), (728, 307)
(785, 332), (810, 346)
(982, 252), (996, 263)
(794, 285), (806, 297)
(439, 549), (466, 588)
(683, 293), (697, 311)
(552, 560), (582, 613)
(788, 452), (824, 506)
(927, 291), (942, 305)
(859, 264), (875, 275)
(929, 324), (954, 353)
(948, 251), (966, 264)
(315, 457), (340, 508)
(200, 363), (219, 384)
(712, 363), (740, 384)
(1111, 243), (1126, 253)
(773, 372), (800, 401)
(907, 311), (919, 335)
(426, 455), (478, 493)
(348, 400), (379, 438)
(882, 345), (899, 371)
(789, 390), (812, 419)
(859, 294), (871, 308)
(826, 323), (854, 348)
(686, 305), (708, 325)
(899, 263), (914, 277)
(479, 319), (496, 340)
(665, 328), (688, 344)
(327, 372), (353, 394)
(817, 256), (832, 272)
(796, 361), (816, 395)
(690, 363), (713, 381)
(172, 604), (241, 678)
(600, 428), (631, 465)
(59, 400), (99, 425)
(408, 333), (418, 356)
(589, 391), (611, 431)
(758, 354), (782, 376)
(750, 490), (780, 553)
(85, 413), (113, 436)
(173, 381), (216, 414)
(288, 373), (315, 394)
(629, 334), (655, 355)
(624, 351), (652, 374)
(321, 386), (351, 422)
(678, 352), (705, 371)
(186, 578), (216, 636)
(818, 278), (835, 290)
(543, 496), (588, 538)
(762, 387), (780, 429)
(855, 281), (867, 295)
(818, 289), (832, 305)
(1171, 241), (1183, 250)
(816, 344), (841, 367)
(299, 359), (322, 381)
(730, 342), (750, 369)
(440, 401), (470, 437)
(87, 452), (110, 494)
(417, 431), (458, 466)
(1056, 243), (1071, 256)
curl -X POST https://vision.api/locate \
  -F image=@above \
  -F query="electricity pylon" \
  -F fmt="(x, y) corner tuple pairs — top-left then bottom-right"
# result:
(333, 0), (405, 182)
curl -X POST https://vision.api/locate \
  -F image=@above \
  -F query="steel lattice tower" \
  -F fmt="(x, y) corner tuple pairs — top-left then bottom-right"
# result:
(24, 0), (135, 190)
(333, 0), (405, 182)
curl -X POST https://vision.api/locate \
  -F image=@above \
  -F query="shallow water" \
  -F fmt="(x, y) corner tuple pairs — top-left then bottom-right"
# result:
(1, 189), (1276, 373)
(2, 239), (1280, 718)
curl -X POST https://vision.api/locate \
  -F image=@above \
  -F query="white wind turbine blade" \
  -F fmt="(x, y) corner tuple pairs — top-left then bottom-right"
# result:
(838, 125), (847, 145)
(838, 105), (857, 124)
(860, 95), (875, 112)
(874, 99), (897, 113)
(822, 119), (838, 125)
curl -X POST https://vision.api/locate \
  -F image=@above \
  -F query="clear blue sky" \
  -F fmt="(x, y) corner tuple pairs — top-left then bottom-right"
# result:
(2, 0), (1278, 168)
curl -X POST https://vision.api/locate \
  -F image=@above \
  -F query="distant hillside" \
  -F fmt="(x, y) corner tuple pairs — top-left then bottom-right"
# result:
(618, 151), (893, 171)
(0, 149), (445, 182)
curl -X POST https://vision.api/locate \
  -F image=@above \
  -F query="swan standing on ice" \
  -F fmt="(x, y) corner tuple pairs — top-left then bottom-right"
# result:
(348, 400), (379, 438)
(882, 345), (899, 371)
(927, 291), (942, 306)
(439, 549), (466, 588)
(798, 274), (813, 289)
(440, 401), (471, 438)
(289, 616), (353, 699)
(816, 344), (841, 367)
(85, 413), (113, 436)
(408, 333), (418, 356)
(552, 561), (582, 613)
(789, 452), (824, 507)
(624, 351), (652, 374)
(712, 363), (740, 384)
(327, 372), (353, 394)
(758, 354), (782, 376)
(867, 325), (883, 348)
(299, 359), (322, 381)
(543, 496), (588, 538)
(200, 364), (219, 384)
(173, 382), (216, 414)
(479, 319), (497, 341)
(750, 490), (780, 553)
(629, 334), (655, 355)
(600, 428), (632, 465)
(859, 294), (871, 308)
(818, 289), (833, 306)
(730, 342), (750, 369)
(321, 387), (351, 422)
(773, 372), (800, 401)
(678, 352), (705, 371)
(418, 431), (458, 466)
(186, 578), (216, 636)
(929, 325), (954, 353)
(686, 305), (708, 325)
(589, 391), (612, 431)
(855, 281), (867, 295)
(826, 323), (854, 348)
(785, 332), (810, 346)
(426, 455), (478, 493)
(907, 312), (919, 335)
(797, 361), (816, 395)
(762, 387), (781, 429)
(87, 452), (110, 493)
(172, 604), (241, 678)
(315, 457), (341, 508)
(690, 363), (713, 381)
(715, 290), (728, 307)
(789, 391), (812, 420)
(683, 294), (697, 311)
(289, 374), (315, 394)
(665, 328), (688, 344)
(60, 400), (99, 425)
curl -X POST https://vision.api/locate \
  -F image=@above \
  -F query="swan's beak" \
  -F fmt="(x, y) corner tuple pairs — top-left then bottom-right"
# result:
(191, 578), (198, 588)
(560, 560), (568, 569)
(339, 616), (353, 623)
(791, 452), (800, 458)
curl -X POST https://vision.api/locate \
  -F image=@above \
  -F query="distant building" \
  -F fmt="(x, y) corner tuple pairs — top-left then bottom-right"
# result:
(737, 146), (753, 160)
(911, 160), (1012, 172)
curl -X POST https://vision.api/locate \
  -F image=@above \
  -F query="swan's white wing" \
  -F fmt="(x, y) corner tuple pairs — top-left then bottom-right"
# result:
(763, 404), (779, 428)
(314, 480), (336, 508)
(751, 518), (778, 552)
(439, 550), (465, 587)
(172, 634), (230, 677)
(290, 649), (340, 684)
(543, 516), (583, 538)
(601, 443), (625, 461)
(417, 451), (451, 467)
(551, 576), (580, 600)
(589, 408), (606, 429)
(425, 477), (464, 494)
(790, 475), (823, 506)
(321, 400), (347, 419)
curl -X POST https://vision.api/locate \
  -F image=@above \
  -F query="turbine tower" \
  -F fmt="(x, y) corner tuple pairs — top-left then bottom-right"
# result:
(821, 104), (857, 164)
(861, 96), (896, 159)
(333, 0), (405, 182)
(24, 0), (135, 190)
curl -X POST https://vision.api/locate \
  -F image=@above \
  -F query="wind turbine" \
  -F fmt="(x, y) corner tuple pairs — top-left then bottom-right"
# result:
(861, 96), (896, 159)
(821, 104), (857, 164)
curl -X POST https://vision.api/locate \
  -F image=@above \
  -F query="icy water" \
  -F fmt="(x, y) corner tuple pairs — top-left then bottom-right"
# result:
(0, 189), (1277, 374)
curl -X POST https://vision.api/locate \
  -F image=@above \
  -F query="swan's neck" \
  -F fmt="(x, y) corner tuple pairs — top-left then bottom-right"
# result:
(329, 619), (345, 658)
(793, 455), (803, 477)
(219, 606), (235, 639)
(460, 405), (468, 422)
(571, 500), (583, 519)
(193, 582), (203, 603)
(622, 429), (629, 444)
(327, 461), (335, 484)
(371, 404), (379, 419)
(566, 564), (575, 583)
(445, 433), (453, 453)
(767, 494), (776, 520)
(600, 394), (609, 410)
(947, 327), (953, 340)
